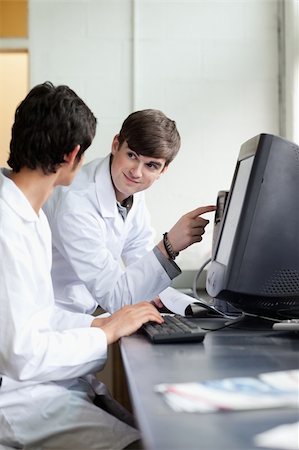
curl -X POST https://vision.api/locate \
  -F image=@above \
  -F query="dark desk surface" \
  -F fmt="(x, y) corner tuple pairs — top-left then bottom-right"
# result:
(120, 317), (299, 450)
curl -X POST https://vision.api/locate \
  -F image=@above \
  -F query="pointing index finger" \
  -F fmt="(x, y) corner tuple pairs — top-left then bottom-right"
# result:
(188, 205), (217, 218)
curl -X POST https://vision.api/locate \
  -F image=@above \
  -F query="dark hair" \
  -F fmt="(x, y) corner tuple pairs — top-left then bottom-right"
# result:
(8, 81), (97, 174)
(118, 109), (181, 165)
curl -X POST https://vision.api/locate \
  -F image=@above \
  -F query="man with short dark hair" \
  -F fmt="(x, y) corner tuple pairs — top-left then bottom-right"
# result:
(44, 108), (215, 315)
(0, 82), (162, 449)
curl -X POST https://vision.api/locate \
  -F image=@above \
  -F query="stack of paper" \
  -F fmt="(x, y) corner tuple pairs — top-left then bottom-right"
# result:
(254, 421), (299, 450)
(155, 369), (299, 413)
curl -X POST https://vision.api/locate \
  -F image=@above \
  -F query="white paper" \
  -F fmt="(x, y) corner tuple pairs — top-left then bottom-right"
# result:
(159, 287), (194, 316)
(254, 422), (299, 450)
(155, 370), (299, 413)
(259, 369), (299, 391)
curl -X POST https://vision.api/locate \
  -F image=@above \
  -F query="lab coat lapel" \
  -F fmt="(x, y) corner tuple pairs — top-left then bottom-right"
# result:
(94, 156), (124, 236)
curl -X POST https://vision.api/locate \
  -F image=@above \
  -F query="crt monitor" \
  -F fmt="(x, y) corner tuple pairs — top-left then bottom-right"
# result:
(206, 133), (299, 320)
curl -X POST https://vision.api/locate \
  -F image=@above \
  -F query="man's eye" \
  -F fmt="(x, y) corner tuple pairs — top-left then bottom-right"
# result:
(147, 163), (158, 170)
(128, 152), (136, 159)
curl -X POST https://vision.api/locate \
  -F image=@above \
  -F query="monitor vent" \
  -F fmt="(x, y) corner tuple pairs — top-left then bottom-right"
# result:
(261, 269), (299, 295)
(225, 292), (299, 319)
(258, 298), (297, 308)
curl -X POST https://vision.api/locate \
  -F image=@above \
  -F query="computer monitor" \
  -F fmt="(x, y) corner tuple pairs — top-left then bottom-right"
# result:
(206, 133), (299, 320)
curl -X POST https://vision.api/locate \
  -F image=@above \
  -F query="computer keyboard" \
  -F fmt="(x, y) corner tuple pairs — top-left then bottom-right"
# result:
(141, 314), (206, 344)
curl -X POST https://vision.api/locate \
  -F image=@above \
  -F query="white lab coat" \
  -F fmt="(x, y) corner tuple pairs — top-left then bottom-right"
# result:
(0, 170), (139, 449)
(44, 155), (176, 314)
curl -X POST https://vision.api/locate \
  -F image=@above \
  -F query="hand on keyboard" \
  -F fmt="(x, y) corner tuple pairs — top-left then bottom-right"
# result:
(93, 301), (164, 343)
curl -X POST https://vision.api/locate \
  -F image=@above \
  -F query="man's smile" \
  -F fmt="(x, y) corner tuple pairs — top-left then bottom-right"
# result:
(123, 173), (141, 184)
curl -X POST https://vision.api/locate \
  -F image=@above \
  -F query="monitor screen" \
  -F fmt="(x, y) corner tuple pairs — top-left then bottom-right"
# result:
(216, 156), (254, 266)
(206, 133), (299, 320)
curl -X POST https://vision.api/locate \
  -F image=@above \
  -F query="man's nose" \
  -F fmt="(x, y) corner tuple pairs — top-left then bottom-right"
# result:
(130, 162), (143, 177)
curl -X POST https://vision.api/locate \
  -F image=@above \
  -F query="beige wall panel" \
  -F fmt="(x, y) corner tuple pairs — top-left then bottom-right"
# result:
(0, 51), (28, 166)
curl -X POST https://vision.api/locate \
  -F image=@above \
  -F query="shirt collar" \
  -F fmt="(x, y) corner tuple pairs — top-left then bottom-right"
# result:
(117, 195), (134, 221)
(0, 169), (39, 222)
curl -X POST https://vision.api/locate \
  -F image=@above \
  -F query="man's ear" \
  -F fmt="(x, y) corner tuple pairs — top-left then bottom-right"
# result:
(64, 145), (81, 166)
(111, 135), (120, 156)
(161, 164), (169, 175)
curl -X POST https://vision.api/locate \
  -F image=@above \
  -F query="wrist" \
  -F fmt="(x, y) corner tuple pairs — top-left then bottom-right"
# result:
(91, 316), (109, 328)
(157, 241), (169, 259)
(98, 322), (118, 345)
(163, 232), (179, 260)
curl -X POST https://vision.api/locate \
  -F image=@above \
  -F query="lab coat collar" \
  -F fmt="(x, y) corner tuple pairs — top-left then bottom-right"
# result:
(0, 169), (39, 222)
(94, 155), (120, 218)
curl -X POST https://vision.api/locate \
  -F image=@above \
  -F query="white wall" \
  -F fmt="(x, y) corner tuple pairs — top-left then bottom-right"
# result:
(29, 0), (280, 271)
(284, 0), (299, 144)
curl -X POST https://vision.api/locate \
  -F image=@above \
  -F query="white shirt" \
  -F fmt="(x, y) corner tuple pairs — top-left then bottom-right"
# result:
(0, 169), (107, 391)
(44, 156), (176, 314)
